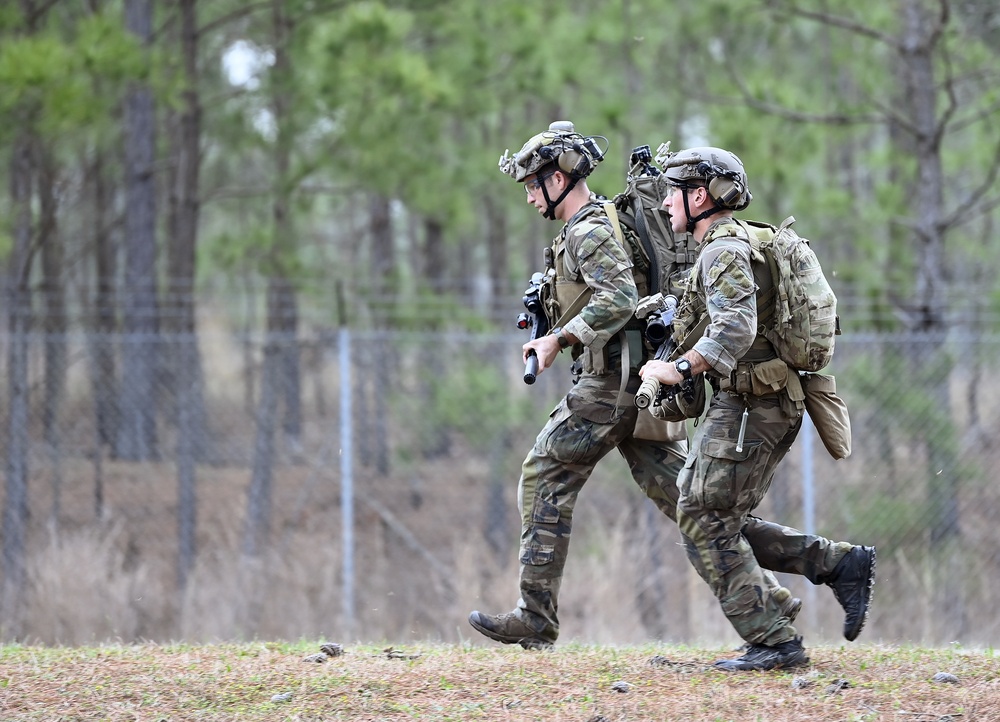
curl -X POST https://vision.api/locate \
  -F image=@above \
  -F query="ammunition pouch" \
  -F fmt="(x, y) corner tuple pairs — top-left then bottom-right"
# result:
(801, 372), (852, 459)
(713, 358), (805, 404)
(583, 325), (644, 376)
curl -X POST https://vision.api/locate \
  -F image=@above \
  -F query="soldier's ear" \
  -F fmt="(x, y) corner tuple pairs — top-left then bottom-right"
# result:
(688, 185), (706, 207)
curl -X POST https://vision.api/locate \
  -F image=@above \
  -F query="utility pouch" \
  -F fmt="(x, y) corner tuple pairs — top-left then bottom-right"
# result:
(749, 357), (791, 396)
(801, 372), (852, 459)
(633, 408), (687, 441)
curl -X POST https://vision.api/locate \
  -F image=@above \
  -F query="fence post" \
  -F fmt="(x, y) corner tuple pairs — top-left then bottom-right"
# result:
(801, 412), (816, 627)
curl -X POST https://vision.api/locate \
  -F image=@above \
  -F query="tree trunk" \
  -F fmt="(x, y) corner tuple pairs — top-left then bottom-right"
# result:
(169, 0), (204, 592)
(118, 0), (160, 461)
(89, 149), (117, 519)
(896, 0), (965, 639)
(418, 216), (449, 459)
(483, 194), (513, 557)
(269, 0), (302, 457)
(366, 193), (393, 475)
(38, 145), (67, 529)
(243, 280), (287, 558)
(2, 131), (34, 637)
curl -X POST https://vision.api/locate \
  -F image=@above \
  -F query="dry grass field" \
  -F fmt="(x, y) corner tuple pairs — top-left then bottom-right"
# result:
(1, 641), (997, 721)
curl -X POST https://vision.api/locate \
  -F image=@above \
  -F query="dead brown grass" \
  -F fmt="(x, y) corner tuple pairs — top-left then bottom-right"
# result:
(1, 641), (997, 721)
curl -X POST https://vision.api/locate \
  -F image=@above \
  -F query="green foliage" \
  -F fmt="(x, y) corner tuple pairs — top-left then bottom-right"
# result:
(3, 0), (1000, 338)
(0, 12), (145, 142)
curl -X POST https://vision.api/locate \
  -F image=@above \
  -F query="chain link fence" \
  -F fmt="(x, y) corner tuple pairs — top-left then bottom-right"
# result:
(1, 317), (999, 648)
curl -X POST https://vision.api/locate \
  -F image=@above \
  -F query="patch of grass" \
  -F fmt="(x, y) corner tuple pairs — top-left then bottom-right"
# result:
(1, 641), (998, 721)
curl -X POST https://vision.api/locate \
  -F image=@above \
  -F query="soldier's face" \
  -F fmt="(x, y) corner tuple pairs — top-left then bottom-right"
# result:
(524, 172), (555, 214)
(662, 183), (687, 233)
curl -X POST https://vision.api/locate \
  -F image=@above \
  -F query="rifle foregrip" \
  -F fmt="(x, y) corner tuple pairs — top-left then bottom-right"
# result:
(523, 351), (539, 385)
(634, 376), (660, 409)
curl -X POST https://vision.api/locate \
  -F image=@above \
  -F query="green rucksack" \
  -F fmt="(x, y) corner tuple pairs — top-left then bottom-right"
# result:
(610, 144), (699, 299)
(741, 216), (840, 372)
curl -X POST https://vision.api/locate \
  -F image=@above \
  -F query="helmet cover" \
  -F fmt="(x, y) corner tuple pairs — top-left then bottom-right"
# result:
(499, 121), (605, 182)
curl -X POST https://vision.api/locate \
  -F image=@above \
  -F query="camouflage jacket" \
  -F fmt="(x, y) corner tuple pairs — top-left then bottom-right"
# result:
(555, 199), (639, 350)
(673, 217), (757, 378)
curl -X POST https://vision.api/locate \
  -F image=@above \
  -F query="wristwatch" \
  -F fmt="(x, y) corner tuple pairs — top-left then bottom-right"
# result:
(552, 327), (571, 349)
(674, 357), (693, 380)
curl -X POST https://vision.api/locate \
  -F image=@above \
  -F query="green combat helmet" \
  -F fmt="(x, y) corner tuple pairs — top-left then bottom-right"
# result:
(498, 121), (607, 219)
(660, 146), (752, 232)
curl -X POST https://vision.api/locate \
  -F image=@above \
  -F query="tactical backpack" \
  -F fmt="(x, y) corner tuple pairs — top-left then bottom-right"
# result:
(741, 216), (840, 372)
(550, 143), (698, 326)
(609, 144), (699, 300)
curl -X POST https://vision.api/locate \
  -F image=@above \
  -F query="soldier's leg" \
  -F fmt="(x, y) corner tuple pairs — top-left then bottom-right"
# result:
(622, 437), (800, 620)
(618, 437), (684, 521)
(470, 392), (633, 646)
(743, 516), (853, 582)
(675, 392), (802, 646)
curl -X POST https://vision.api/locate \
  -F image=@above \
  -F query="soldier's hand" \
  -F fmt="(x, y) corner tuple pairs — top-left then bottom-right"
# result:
(523, 335), (560, 375)
(640, 359), (682, 386)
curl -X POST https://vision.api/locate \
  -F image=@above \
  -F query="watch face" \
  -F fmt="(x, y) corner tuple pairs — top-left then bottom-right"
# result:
(675, 358), (692, 377)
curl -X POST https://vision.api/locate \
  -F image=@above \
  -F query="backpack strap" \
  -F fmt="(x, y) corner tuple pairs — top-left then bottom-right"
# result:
(732, 218), (781, 333)
(602, 201), (643, 415)
(551, 203), (631, 330)
(673, 315), (710, 357)
(627, 197), (660, 295)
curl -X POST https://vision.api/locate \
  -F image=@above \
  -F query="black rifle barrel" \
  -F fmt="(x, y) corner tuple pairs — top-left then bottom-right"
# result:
(523, 351), (540, 384)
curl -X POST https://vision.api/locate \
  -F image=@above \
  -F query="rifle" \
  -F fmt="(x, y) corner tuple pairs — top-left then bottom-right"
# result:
(634, 293), (680, 409)
(515, 272), (549, 384)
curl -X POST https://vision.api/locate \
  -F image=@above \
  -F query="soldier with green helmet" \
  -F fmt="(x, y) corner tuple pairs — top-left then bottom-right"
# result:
(469, 126), (877, 655)
(641, 146), (876, 671)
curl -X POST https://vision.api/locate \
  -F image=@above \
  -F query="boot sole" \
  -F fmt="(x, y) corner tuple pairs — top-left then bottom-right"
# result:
(714, 652), (810, 672)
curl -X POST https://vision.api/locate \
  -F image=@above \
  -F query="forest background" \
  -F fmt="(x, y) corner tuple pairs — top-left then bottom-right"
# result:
(1, 0), (1000, 652)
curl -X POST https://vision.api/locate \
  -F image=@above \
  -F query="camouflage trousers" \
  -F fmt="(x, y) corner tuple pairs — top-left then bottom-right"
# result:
(514, 375), (852, 642)
(675, 389), (851, 646)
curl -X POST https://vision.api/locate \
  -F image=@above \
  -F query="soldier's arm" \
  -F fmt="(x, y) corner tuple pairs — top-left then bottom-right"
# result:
(561, 223), (638, 348)
(690, 241), (757, 378)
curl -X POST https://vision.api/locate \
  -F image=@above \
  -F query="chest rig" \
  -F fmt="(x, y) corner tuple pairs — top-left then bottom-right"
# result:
(541, 202), (649, 377)
(671, 219), (778, 365)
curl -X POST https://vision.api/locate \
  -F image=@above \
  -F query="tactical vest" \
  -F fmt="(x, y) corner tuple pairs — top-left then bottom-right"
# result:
(672, 218), (778, 367)
(542, 201), (649, 375)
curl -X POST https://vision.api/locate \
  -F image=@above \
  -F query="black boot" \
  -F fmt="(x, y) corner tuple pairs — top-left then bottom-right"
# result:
(825, 545), (876, 641)
(713, 636), (809, 672)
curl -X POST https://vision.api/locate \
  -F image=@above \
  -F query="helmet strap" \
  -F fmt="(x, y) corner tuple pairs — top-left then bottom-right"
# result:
(540, 173), (579, 220)
(681, 187), (723, 234)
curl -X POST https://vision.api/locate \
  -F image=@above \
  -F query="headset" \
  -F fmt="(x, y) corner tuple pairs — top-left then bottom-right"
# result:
(696, 161), (748, 210)
(544, 135), (604, 178)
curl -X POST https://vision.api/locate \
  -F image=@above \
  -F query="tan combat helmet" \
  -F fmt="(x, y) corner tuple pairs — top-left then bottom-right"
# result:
(660, 145), (752, 233)
(498, 121), (608, 218)
(662, 146), (752, 211)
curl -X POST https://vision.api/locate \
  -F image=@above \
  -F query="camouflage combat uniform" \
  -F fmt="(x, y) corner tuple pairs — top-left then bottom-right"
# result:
(514, 200), (687, 643)
(514, 207), (852, 644)
(671, 217), (852, 646)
